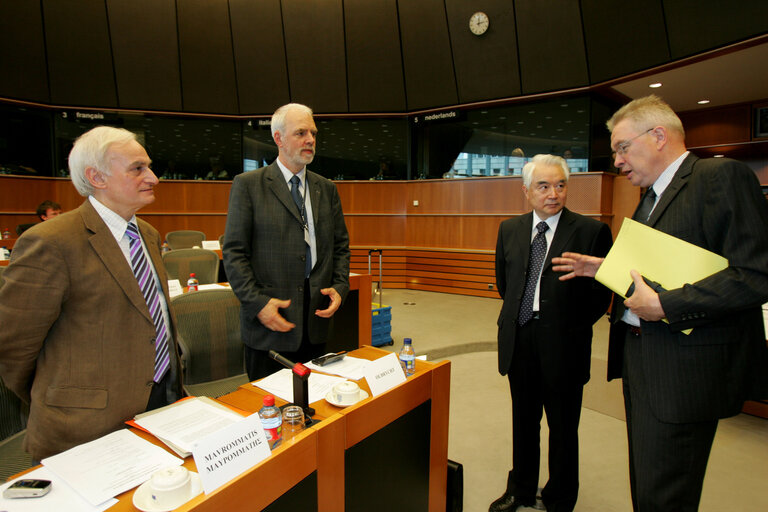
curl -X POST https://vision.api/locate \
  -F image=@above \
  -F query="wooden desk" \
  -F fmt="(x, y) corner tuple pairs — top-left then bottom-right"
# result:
(106, 346), (450, 511)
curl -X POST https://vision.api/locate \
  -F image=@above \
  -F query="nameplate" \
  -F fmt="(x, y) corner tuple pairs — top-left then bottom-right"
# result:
(193, 413), (271, 495)
(202, 240), (221, 250)
(363, 352), (406, 396)
(167, 279), (183, 298)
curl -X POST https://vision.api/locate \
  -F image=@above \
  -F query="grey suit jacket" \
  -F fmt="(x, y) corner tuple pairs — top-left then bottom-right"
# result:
(495, 208), (613, 387)
(223, 163), (350, 352)
(607, 154), (768, 423)
(0, 200), (182, 460)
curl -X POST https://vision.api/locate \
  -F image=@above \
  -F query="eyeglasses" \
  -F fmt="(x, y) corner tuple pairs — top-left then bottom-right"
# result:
(613, 128), (654, 156)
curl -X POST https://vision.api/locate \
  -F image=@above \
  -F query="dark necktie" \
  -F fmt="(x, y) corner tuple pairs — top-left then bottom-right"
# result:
(125, 222), (170, 382)
(290, 175), (312, 277)
(518, 221), (549, 326)
(633, 187), (657, 224)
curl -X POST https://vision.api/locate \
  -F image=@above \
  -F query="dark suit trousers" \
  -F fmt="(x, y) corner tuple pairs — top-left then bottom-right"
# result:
(245, 279), (325, 381)
(622, 330), (718, 512)
(507, 319), (583, 512)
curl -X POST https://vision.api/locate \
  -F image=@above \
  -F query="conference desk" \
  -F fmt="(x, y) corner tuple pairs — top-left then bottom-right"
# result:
(104, 345), (450, 511)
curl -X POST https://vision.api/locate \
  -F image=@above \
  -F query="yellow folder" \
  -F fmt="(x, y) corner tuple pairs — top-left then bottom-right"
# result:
(596, 218), (728, 300)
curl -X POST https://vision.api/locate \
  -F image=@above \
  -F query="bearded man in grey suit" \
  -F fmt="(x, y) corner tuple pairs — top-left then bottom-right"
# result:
(0, 126), (182, 460)
(224, 103), (350, 380)
(554, 95), (768, 511)
(491, 154), (612, 512)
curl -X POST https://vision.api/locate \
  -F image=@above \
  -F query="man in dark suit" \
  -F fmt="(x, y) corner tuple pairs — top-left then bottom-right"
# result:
(491, 154), (612, 512)
(553, 95), (768, 511)
(224, 103), (350, 380)
(0, 126), (182, 460)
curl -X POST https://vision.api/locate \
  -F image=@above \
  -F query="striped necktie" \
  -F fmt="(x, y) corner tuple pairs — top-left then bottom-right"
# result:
(125, 222), (170, 382)
(518, 221), (549, 326)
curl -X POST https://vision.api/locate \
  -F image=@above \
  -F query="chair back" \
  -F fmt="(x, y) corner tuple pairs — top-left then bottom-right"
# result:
(0, 266), (5, 289)
(163, 248), (220, 284)
(165, 230), (205, 250)
(16, 223), (36, 236)
(171, 288), (244, 385)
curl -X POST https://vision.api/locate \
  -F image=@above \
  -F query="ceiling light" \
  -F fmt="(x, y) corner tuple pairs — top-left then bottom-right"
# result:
(714, 154), (724, 158)
(649, 82), (662, 88)
(698, 99), (710, 105)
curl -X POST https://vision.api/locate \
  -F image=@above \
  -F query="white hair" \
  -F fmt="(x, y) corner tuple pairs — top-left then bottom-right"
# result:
(68, 126), (137, 197)
(606, 94), (685, 138)
(521, 154), (570, 188)
(270, 103), (314, 138)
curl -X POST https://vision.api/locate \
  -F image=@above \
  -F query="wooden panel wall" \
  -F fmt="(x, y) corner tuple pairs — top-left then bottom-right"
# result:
(177, 0), (239, 114)
(515, 0), (589, 94)
(107, 0), (182, 111)
(1, 2), (766, 114)
(42, 0), (117, 107)
(397, 0), (458, 110)
(229, 0), (290, 114)
(444, 0), (521, 103)
(581, 0), (670, 83)
(282, 0), (348, 113)
(2, 173), (616, 297)
(663, 0), (768, 59)
(0, 2), (49, 102)
(344, 0), (406, 113)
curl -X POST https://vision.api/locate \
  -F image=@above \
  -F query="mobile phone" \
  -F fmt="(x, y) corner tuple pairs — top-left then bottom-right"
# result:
(3, 479), (52, 499)
(311, 352), (346, 366)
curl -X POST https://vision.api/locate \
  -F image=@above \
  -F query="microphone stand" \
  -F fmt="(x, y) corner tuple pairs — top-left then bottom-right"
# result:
(268, 350), (315, 420)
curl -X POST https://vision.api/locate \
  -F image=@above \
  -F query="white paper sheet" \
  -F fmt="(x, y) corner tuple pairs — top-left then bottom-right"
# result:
(0, 466), (117, 512)
(168, 279), (184, 298)
(41, 429), (182, 507)
(134, 398), (245, 455)
(304, 355), (370, 381)
(253, 368), (345, 403)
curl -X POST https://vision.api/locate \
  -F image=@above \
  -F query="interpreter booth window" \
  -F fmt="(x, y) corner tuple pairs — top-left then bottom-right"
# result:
(53, 113), (243, 181)
(413, 96), (592, 180)
(0, 104), (54, 177)
(242, 117), (409, 181)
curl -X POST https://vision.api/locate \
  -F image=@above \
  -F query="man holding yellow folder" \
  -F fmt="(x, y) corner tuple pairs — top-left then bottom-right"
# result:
(553, 95), (768, 512)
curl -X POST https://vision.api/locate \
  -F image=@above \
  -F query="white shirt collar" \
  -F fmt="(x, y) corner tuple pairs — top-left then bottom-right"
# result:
(532, 208), (562, 235)
(88, 195), (137, 242)
(651, 151), (689, 198)
(276, 159), (306, 186)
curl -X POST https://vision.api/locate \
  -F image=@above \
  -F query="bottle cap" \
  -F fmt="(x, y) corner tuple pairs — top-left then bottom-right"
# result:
(263, 395), (275, 406)
(404, 338), (412, 344)
(190, 273), (196, 277)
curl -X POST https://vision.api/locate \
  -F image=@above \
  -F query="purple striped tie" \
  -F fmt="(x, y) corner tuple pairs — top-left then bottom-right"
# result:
(125, 222), (170, 382)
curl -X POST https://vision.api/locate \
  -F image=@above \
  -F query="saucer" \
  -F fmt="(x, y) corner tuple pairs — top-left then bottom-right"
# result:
(133, 471), (203, 512)
(325, 389), (369, 408)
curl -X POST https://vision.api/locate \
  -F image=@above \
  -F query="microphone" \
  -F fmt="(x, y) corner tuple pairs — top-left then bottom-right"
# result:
(269, 350), (311, 378)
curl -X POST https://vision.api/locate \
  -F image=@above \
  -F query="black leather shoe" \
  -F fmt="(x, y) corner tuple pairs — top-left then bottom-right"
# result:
(489, 492), (536, 512)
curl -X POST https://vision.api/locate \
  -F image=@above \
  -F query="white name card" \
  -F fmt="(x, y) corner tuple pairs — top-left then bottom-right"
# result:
(364, 352), (406, 396)
(193, 413), (271, 495)
(167, 279), (183, 298)
(202, 240), (221, 251)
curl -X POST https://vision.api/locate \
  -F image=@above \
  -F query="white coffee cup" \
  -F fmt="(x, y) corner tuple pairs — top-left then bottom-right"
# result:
(149, 466), (192, 509)
(333, 381), (362, 406)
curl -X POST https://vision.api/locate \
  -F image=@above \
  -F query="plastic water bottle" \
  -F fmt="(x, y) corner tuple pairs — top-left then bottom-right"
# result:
(259, 395), (282, 448)
(186, 273), (199, 291)
(399, 338), (416, 377)
(1, 228), (10, 239)
(161, 241), (170, 254)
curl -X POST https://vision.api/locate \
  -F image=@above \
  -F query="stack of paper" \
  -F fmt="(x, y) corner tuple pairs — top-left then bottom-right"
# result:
(41, 429), (182, 507)
(131, 396), (246, 457)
